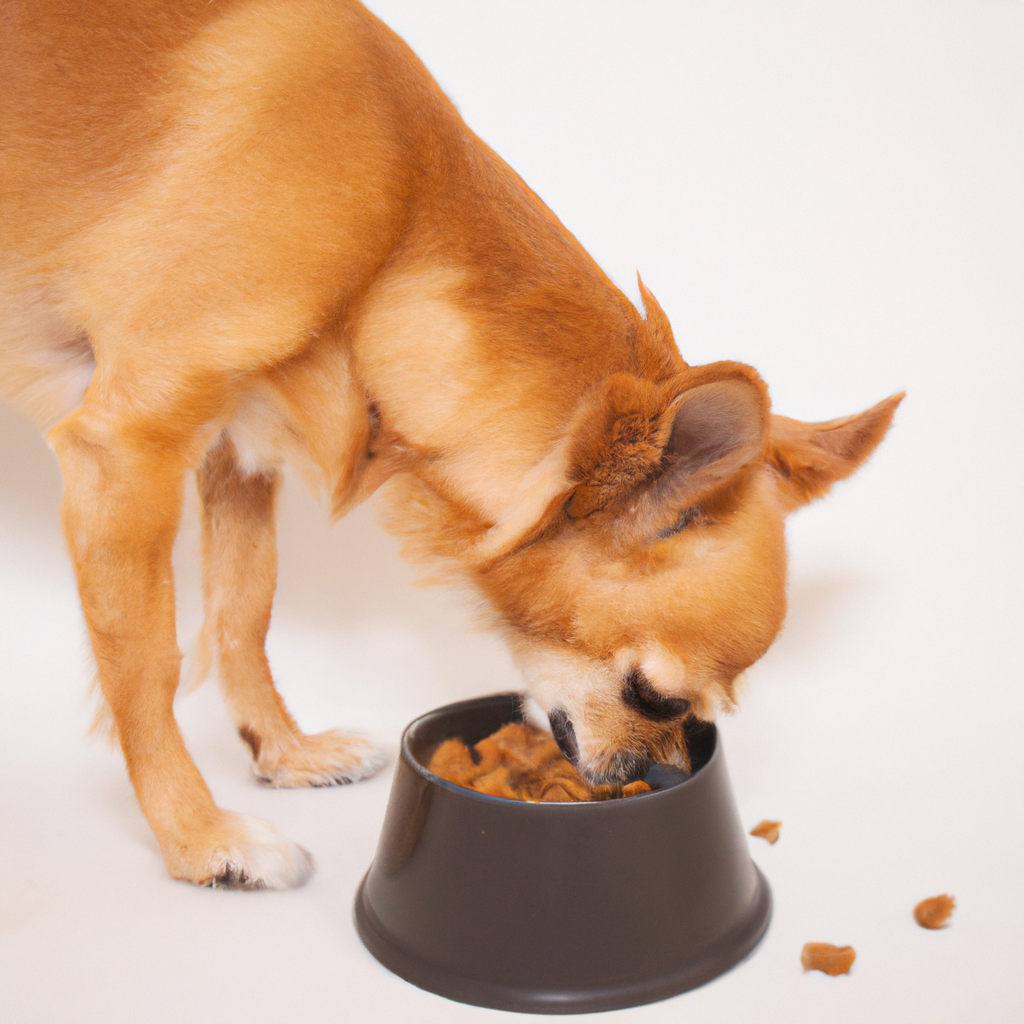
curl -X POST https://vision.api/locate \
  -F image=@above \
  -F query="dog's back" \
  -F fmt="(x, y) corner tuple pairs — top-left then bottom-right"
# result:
(2, 0), (650, 460)
(2, 0), (415, 245)
(2, 0), (418, 425)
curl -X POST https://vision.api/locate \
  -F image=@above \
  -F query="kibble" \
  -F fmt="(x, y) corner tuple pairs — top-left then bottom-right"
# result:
(914, 894), (955, 929)
(749, 819), (782, 844)
(801, 942), (856, 976)
(427, 723), (655, 802)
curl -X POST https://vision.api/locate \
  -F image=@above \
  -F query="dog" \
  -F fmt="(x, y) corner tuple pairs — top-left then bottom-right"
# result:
(1, 0), (901, 889)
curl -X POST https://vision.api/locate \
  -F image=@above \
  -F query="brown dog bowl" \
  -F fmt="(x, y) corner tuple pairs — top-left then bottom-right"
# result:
(354, 693), (770, 1014)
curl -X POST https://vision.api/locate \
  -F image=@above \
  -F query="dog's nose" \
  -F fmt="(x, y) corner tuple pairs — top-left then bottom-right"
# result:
(548, 708), (579, 764)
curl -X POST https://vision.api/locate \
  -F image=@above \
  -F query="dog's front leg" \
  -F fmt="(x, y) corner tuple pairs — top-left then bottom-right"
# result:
(50, 407), (312, 888)
(197, 433), (385, 787)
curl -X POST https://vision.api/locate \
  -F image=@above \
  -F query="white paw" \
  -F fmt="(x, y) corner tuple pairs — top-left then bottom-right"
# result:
(255, 731), (389, 788)
(204, 814), (314, 890)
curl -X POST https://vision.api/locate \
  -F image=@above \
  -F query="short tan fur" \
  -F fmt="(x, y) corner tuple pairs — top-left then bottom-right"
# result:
(0, 0), (902, 887)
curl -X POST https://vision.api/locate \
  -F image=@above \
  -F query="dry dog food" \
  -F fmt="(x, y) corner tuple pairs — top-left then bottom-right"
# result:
(914, 894), (955, 929)
(801, 942), (856, 976)
(427, 722), (653, 802)
(749, 819), (782, 844)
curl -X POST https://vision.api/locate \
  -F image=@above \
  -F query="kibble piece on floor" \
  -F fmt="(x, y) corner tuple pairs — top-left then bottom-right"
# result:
(801, 942), (856, 976)
(749, 819), (782, 844)
(914, 894), (955, 929)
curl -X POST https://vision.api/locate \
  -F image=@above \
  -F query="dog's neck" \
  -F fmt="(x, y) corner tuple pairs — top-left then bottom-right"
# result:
(348, 266), (630, 527)
(338, 134), (682, 554)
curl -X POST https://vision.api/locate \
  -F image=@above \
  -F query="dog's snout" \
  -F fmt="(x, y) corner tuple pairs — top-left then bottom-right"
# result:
(548, 708), (579, 764)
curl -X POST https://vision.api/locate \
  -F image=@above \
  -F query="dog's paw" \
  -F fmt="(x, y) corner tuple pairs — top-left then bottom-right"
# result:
(254, 730), (389, 788)
(167, 812), (314, 890)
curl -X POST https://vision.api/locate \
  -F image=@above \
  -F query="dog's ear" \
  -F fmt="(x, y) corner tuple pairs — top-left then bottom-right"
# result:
(566, 365), (770, 534)
(768, 392), (904, 510)
(637, 275), (686, 365)
(473, 371), (683, 561)
(636, 275), (688, 379)
(564, 373), (679, 520)
(622, 372), (771, 539)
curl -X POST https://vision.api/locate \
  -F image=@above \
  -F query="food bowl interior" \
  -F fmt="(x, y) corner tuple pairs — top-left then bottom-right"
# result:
(404, 690), (715, 795)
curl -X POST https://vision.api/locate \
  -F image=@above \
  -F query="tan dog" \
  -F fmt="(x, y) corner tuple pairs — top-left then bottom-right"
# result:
(1, 0), (901, 889)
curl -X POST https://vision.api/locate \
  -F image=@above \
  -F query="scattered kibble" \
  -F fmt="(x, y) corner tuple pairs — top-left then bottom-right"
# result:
(914, 894), (955, 929)
(801, 942), (856, 976)
(749, 819), (782, 844)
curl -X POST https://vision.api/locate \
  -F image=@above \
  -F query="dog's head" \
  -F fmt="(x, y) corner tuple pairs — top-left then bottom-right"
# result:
(469, 287), (903, 783)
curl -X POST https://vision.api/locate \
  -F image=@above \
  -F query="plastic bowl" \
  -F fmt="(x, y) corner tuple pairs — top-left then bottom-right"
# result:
(354, 692), (770, 1014)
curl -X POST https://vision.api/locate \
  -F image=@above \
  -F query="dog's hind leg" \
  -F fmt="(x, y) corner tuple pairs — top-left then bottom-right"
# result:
(50, 398), (313, 889)
(197, 433), (386, 788)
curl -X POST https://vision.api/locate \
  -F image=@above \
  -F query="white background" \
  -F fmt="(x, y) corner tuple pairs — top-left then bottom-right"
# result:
(1, 1), (1022, 1021)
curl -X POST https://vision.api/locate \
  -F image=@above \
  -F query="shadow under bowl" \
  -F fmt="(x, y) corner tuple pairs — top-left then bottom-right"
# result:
(354, 692), (770, 1014)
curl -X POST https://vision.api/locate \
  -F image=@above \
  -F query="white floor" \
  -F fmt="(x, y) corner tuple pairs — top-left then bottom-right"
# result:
(2, 2), (1022, 1022)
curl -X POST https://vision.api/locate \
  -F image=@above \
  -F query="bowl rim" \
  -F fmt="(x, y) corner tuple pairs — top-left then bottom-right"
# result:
(399, 690), (718, 810)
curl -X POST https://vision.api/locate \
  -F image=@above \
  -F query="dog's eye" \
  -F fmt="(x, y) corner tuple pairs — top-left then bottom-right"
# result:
(622, 669), (690, 722)
(657, 505), (704, 541)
